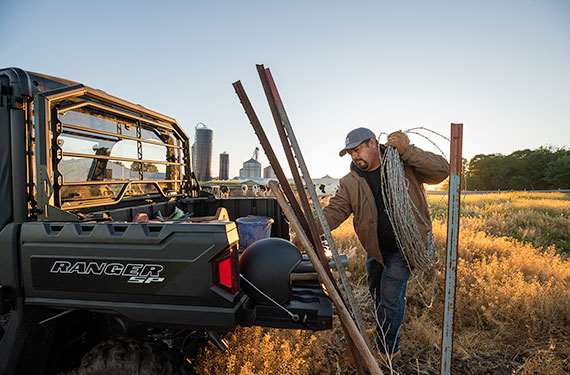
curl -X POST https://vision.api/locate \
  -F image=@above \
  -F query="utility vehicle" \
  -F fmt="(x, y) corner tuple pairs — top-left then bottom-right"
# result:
(0, 68), (332, 374)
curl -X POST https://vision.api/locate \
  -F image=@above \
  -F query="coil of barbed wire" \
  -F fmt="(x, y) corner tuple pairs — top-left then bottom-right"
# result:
(377, 128), (443, 271)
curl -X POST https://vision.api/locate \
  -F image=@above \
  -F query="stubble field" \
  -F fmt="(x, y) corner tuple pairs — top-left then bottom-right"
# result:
(195, 192), (570, 375)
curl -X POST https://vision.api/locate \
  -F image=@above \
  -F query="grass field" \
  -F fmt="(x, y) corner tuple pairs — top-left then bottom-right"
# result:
(195, 192), (570, 375)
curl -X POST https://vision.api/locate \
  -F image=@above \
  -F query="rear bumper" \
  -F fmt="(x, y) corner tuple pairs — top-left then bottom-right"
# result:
(238, 281), (333, 331)
(25, 294), (249, 331)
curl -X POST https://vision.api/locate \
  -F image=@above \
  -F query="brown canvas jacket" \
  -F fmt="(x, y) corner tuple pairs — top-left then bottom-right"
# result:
(323, 145), (450, 266)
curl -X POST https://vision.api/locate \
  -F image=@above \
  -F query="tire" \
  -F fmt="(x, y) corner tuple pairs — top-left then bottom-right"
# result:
(75, 337), (191, 375)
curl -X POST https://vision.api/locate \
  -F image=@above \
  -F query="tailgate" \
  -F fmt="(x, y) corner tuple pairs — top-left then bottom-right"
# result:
(20, 221), (243, 330)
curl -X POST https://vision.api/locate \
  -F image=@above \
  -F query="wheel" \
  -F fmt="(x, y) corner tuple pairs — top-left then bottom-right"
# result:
(75, 337), (192, 375)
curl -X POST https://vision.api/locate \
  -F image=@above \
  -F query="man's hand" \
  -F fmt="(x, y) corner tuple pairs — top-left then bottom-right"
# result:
(385, 131), (410, 155)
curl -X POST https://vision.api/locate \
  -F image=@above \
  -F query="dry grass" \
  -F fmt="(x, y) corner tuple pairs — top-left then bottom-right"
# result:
(195, 327), (339, 375)
(428, 192), (570, 253)
(194, 192), (570, 374)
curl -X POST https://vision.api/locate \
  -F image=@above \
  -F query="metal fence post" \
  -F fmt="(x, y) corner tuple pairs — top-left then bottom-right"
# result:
(441, 123), (463, 375)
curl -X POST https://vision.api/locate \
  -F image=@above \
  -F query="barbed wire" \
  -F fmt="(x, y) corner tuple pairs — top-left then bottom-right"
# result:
(405, 131), (448, 159)
(406, 126), (450, 141)
(380, 127), (449, 160)
(377, 127), (449, 271)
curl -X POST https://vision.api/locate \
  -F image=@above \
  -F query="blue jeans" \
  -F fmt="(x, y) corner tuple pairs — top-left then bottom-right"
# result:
(366, 250), (411, 354)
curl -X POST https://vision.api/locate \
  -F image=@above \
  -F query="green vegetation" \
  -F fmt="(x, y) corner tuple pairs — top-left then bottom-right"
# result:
(466, 147), (570, 190)
(428, 192), (570, 254)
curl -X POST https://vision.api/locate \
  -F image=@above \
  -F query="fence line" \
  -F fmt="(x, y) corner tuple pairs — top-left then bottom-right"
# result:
(427, 189), (570, 195)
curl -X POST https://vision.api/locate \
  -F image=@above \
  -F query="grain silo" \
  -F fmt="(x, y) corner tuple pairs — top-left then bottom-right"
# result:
(219, 152), (229, 180)
(239, 147), (261, 179)
(192, 123), (213, 181)
(263, 165), (276, 179)
(239, 159), (261, 179)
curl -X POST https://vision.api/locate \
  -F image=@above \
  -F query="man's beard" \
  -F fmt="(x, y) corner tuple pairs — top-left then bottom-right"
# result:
(354, 159), (369, 170)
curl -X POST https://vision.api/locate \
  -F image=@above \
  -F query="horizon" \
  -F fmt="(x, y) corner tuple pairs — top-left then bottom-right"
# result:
(2, 1), (568, 179)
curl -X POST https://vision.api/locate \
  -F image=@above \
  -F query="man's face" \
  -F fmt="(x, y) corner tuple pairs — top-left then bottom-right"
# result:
(347, 139), (380, 171)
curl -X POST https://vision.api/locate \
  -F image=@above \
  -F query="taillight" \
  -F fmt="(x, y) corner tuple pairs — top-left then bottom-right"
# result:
(213, 247), (238, 294)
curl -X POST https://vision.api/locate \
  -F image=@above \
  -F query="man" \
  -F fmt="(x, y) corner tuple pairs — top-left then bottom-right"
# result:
(322, 127), (449, 362)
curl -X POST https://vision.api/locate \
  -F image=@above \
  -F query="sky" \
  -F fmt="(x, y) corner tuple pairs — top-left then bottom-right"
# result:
(1, 0), (569, 179)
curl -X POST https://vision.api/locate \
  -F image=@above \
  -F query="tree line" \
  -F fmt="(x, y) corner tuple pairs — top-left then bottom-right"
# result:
(465, 146), (570, 190)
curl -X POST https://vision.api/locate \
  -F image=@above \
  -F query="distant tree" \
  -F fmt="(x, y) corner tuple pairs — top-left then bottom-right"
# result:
(545, 155), (570, 189)
(503, 149), (533, 189)
(466, 146), (568, 190)
(522, 147), (554, 190)
(467, 154), (507, 190)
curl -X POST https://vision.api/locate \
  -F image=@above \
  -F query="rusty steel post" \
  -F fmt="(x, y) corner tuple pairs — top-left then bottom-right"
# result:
(255, 65), (332, 274)
(257, 65), (372, 351)
(440, 123), (463, 375)
(233, 77), (367, 373)
(270, 181), (383, 375)
(232, 80), (313, 241)
(232, 79), (339, 278)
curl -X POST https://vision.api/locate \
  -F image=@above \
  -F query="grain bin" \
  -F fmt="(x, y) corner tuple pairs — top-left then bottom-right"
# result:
(192, 123), (213, 181)
(219, 152), (229, 180)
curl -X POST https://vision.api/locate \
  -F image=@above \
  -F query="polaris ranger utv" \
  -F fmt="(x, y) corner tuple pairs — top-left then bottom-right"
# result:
(0, 68), (332, 374)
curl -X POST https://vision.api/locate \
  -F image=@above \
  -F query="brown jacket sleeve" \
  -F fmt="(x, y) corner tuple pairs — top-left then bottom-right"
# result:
(322, 176), (353, 231)
(401, 144), (450, 184)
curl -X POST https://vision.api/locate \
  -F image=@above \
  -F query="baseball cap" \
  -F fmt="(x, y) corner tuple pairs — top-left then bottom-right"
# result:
(339, 127), (376, 156)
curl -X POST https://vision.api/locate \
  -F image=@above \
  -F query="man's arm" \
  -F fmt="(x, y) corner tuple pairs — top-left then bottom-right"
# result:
(401, 144), (450, 184)
(322, 178), (353, 231)
(291, 178), (352, 249)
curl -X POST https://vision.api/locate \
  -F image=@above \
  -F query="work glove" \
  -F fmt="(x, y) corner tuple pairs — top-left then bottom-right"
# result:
(385, 131), (410, 155)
